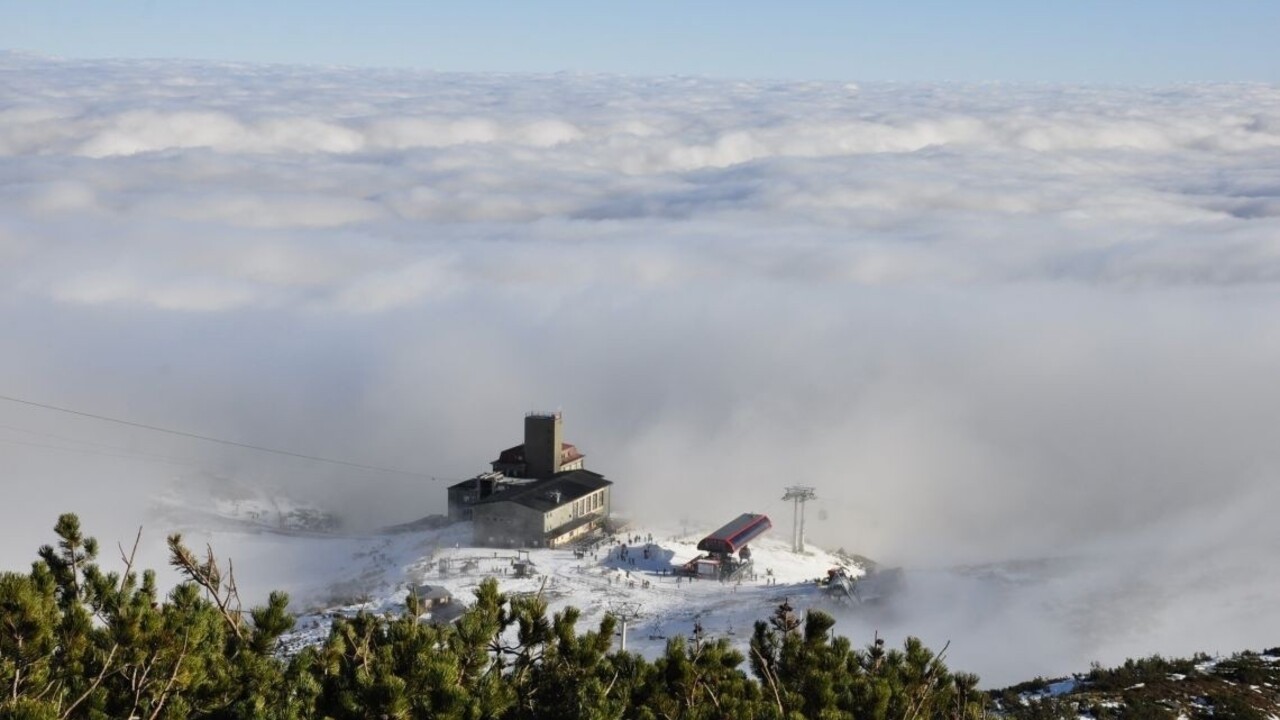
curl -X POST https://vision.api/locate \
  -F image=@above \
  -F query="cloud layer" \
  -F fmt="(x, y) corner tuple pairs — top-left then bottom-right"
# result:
(3, 53), (1280, 684)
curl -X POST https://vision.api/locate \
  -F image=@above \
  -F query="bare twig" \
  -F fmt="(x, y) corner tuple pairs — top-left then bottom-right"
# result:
(225, 556), (242, 618)
(168, 536), (244, 640)
(118, 527), (143, 593)
(10, 637), (19, 701)
(33, 678), (59, 702)
(751, 645), (785, 716)
(904, 640), (951, 720)
(602, 669), (620, 699)
(703, 675), (723, 713)
(60, 643), (118, 720)
(147, 633), (190, 720)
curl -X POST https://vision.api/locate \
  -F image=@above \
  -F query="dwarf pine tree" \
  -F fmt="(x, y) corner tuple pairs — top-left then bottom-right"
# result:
(2, 513), (992, 720)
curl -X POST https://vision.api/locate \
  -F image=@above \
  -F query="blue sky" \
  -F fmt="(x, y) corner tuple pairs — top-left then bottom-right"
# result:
(2, 0), (1278, 82)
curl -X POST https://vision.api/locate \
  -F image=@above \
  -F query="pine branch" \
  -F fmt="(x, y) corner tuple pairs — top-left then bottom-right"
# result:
(167, 535), (244, 640)
(751, 645), (785, 716)
(905, 640), (951, 720)
(147, 633), (190, 720)
(60, 643), (118, 720)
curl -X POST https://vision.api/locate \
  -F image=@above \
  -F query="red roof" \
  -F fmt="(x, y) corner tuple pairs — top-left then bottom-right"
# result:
(494, 442), (583, 465)
(697, 513), (772, 554)
(562, 443), (583, 463)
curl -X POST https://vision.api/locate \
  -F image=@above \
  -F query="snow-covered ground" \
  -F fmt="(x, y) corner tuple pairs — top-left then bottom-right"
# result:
(278, 521), (864, 658)
(147, 482), (864, 659)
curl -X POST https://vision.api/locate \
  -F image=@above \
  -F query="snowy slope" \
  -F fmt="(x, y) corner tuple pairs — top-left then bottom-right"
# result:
(148, 483), (862, 661)
(279, 522), (864, 658)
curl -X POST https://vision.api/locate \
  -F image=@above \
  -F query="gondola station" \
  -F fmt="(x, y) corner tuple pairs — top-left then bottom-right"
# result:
(681, 512), (772, 580)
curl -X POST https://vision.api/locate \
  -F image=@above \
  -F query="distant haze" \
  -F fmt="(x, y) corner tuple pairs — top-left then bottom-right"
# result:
(2, 54), (1279, 684)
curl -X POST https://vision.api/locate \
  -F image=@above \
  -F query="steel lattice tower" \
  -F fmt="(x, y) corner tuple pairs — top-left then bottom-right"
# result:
(781, 485), (817, 552)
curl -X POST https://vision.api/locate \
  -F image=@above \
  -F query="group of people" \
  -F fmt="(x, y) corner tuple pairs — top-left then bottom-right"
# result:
(593, 531), (787, 590)
(614, 536), (656, 566)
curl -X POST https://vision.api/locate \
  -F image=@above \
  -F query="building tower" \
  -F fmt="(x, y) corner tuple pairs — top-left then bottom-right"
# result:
(524, 411), (563, 479)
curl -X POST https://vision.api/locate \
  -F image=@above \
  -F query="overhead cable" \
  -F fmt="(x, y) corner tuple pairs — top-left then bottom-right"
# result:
(0, 392), (436, 479)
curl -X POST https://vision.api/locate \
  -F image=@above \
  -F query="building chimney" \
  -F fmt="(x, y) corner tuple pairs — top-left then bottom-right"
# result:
(524, 411), (563, 479)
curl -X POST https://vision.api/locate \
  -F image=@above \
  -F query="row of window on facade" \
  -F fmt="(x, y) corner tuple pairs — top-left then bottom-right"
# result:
(574, 490), (605, 517)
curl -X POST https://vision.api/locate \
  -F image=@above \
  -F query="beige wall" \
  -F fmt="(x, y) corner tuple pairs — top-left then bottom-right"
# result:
(548, 518), (602, 548)
(472, 485), (612, 547)
(543, 487), (611, 532)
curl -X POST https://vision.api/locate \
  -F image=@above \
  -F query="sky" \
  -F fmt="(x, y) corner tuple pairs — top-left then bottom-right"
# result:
(3, 1), (1280, 82)
(2, 5), (1280, 686)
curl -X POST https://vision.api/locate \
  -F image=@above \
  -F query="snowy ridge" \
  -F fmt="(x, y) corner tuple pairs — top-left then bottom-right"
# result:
(151, 474), (342, 535)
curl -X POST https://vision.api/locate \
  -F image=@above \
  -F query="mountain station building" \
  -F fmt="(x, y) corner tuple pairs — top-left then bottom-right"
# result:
(447, 412), (612, 548)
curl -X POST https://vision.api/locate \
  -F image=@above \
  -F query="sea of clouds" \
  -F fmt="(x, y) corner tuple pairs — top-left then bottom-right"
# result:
(2, 53), (1280, 683)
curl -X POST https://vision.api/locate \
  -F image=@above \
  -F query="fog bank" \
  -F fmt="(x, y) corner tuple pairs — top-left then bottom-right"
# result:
(3, 54), (1279, 683)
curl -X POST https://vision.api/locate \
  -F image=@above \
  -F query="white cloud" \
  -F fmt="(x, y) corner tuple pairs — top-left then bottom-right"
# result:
(3, 53), (1280, 683)
(134, 190), (387, 229)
